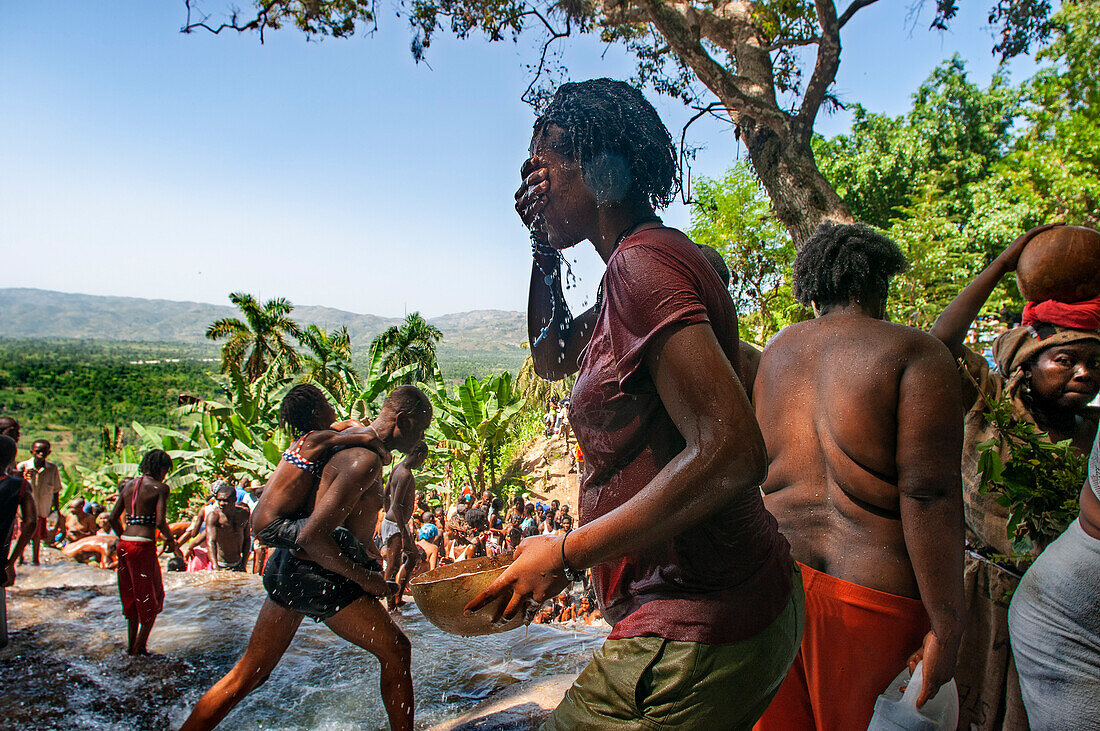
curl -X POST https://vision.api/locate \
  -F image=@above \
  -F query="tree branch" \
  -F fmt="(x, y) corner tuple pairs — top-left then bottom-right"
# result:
(182, 0), (276, 42)
(678, 102), (731, 204)
(764, 35), (820, 52)
(838, 0), (880, 29)
(624, 0), (787, 130)
(796, 0), (842, 135)
(518, 6), (572, 105)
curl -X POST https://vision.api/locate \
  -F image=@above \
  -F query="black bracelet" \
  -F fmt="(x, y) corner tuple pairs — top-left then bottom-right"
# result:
(560, 529), (584, 582)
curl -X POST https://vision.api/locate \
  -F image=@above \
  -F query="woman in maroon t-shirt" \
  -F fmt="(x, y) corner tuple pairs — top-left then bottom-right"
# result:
(467, 79), (803, 728)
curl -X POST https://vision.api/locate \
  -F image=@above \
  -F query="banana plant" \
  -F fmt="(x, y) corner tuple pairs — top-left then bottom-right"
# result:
(423, 366), (526, 492)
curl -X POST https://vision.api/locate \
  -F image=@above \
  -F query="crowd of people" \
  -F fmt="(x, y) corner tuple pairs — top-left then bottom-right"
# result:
(1, 75), (1098, 731)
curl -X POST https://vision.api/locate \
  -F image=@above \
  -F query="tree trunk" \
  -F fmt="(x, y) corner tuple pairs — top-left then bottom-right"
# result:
(489, 444), (497, 489)
(740, 122), (854, 247)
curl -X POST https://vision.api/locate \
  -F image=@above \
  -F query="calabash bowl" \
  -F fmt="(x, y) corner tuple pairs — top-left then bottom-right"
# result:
(1017, 225), (1100, 303)
(409, 554), (524, 636)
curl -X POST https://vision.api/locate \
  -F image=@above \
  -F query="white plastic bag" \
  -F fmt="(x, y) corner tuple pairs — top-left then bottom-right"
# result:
(867, 660), (959, 730)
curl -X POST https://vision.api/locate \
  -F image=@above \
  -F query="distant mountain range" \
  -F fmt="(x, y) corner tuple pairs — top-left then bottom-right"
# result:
(0, 288), (529, 371)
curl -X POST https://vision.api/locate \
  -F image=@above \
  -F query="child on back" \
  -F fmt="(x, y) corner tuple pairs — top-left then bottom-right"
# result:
(251, 384), (392, 551)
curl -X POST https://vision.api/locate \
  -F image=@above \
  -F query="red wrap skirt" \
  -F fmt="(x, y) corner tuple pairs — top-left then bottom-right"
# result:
(117, 539), (164, 623)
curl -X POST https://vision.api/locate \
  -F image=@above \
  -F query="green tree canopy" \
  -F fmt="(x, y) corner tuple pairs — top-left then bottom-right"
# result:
(688, 162), (797, 344)
(370, 311), (443, 384)
(299, 324), (358, 400)
(182, 0), (1054, 246)
(205, 292), (303, 381)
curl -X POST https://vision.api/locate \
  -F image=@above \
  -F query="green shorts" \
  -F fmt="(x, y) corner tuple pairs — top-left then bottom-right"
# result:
(542, 564), (804, 730)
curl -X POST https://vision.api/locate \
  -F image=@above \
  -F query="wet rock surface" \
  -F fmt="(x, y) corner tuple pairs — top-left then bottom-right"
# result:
(0, 553), (604, 730)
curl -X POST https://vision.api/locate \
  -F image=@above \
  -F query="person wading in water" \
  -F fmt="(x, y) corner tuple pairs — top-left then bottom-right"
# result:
(181, 385), (432, 731)
(107, 449), (185, 655)
(467, 78), (800, 729)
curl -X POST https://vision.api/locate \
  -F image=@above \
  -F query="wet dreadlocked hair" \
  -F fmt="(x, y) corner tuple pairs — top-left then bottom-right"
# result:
(279, 384), (335, 437)
(792, 222), (909, 309)
(534, 78), (679, 209)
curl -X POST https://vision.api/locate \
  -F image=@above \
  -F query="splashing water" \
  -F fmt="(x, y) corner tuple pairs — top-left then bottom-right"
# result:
(1, 559), (607, 729)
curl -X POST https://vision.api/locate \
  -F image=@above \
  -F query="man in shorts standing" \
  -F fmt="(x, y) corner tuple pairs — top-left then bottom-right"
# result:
(381, 441), (428, 610)
(17, 440), (62, 564)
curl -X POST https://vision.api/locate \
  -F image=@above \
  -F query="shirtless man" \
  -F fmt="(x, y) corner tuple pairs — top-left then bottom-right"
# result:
(751, 223), (965, 730)
(381, 441), (428, 610)
(180, 385), (432, 731)
(62, 534), (118, 569)
(64, 498), (97, 542)
(206, 483), (251, 571)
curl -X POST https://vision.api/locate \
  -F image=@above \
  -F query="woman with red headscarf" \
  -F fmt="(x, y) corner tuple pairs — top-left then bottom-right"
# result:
(931, 223), (1100, 729)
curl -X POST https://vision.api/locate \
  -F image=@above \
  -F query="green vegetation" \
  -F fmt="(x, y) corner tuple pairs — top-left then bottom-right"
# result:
(370, 312), (443, 385)
(688, 163), (801, 345)
(693, 0), (1099, 339)
(206, 292), (305, 379)
(185, 0), (1052, 245)
(0, 339), (219, 466)
(975, 389), (1087, 560)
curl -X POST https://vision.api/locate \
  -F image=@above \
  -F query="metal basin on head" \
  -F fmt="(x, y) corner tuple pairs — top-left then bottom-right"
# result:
(409, 554), (525, 636)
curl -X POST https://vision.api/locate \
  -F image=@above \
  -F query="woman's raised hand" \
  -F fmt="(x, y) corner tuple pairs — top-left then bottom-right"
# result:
(997, 223), (1063, 272)
(515, 156), (550, 241)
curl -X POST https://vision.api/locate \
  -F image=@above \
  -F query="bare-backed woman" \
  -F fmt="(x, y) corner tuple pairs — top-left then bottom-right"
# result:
(107, 449), (182, 655)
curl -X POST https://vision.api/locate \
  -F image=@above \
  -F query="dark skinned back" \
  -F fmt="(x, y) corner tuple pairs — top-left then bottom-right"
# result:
(755, 310), (963, 598)
(112, 476), (170, 541)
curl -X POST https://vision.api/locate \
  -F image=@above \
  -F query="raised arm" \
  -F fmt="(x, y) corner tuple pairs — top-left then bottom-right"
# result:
(295, 450), (385, 592)
(930, 224), (1058, 360)
(895, 337), (966, 707)
(157, 486), (182, 560)
(467, 321), (765, 618)
(518, 155), (598, 380)
(316, 427), (392, 465)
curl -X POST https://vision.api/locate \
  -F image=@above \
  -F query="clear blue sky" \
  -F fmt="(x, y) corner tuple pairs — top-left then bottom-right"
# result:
(0, 1), (1038, 319)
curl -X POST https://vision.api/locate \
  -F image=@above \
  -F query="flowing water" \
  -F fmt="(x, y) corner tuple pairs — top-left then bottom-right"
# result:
(0, 557), (607, 729)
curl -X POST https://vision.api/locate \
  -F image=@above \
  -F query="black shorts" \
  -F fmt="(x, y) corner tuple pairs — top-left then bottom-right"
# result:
(262, 526), (382, 622)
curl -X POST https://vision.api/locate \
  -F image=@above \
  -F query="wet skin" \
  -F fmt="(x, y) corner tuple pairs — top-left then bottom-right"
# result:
(180, 407), (427, 731)
(106, 468), (183, 655)
(61, 535), (118, 569)
(206, 493), (250, 569)
(64, 503), (97, 542)
(756, 303), (966, 706)
(468, 124), (766, 624)
(250, 420), (391, 540)
(383, 446), (427, 608)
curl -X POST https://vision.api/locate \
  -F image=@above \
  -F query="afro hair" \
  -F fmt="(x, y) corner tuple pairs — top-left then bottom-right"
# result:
(792, 222), (908, 309)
